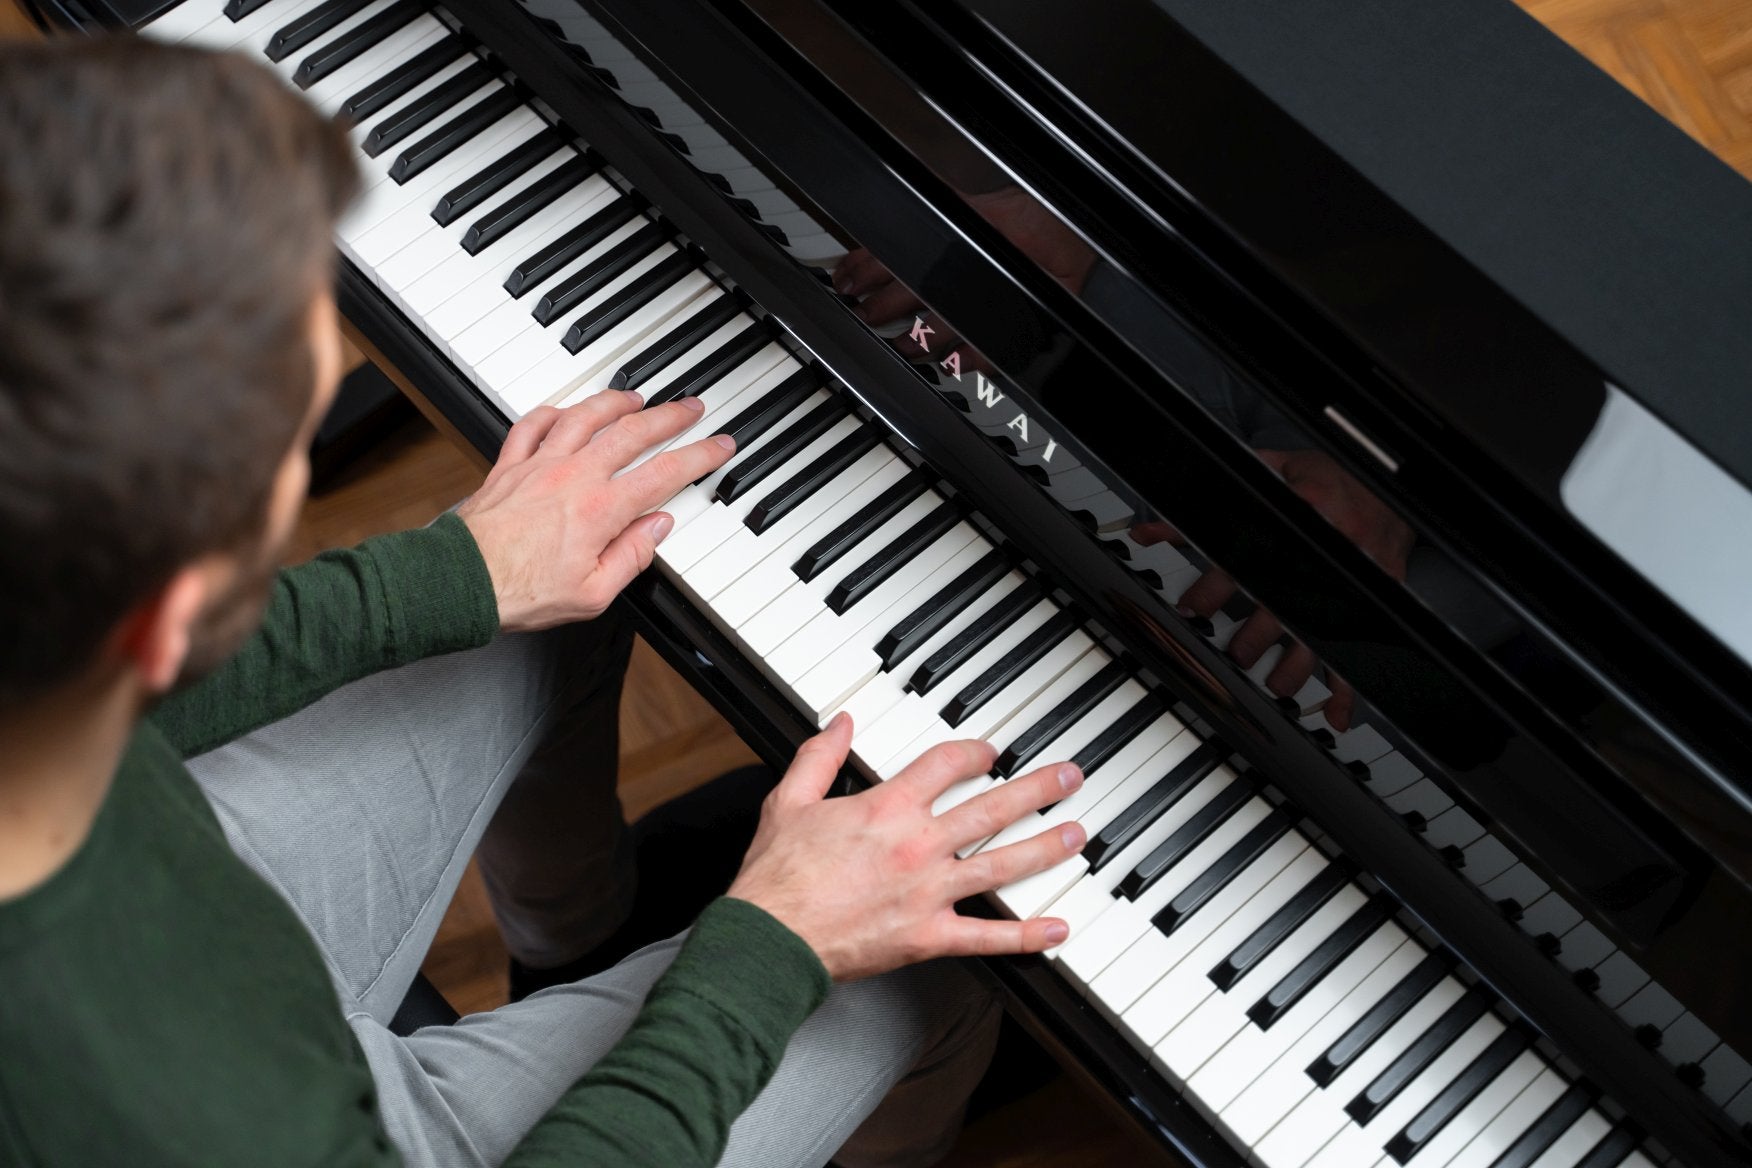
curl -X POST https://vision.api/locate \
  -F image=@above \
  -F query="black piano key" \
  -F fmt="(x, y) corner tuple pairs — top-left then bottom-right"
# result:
(1152, 809), (1292, 935)
(1116, 775), (1253, 901)
(390, 86), (524, 183)
(797, 471), (930, 586)
(826, 500), (964, 616)
(614, 293), (744, 391)
(465, 153), (602, 257)
(225, 0), (276, 19)
(643, 323), (773, 408)
(265, 0), (372, 63)
(994, 658), (1131, 778)
(714, 398), (847, 503)
(1346, 986), (1494, 1125)
(1084, 739), (1225, 873)
(705, 367), (824, 475)
(293, 0), (423, 88)
(503, 194), (645, 298)
(341, 34), (468, 124)
(942, 609), (1080, 729)
(1575, 1123), (1645, 1168)
(873, 546), (1008, 666)
(1490, 1086), (1598, 1168)
(531, 218), (667, 320)
(1385, 1026), (1532, 1163)
(906, 580), (1041, 695)
(1071, 692), (1172, 778)
(1210, 861), (1353, 991)
(1308, 951), (1451, 1087)
(432, 131), (567, 227)
(563, 248), (702, 354)
(1250, 895), (1397, 1029)
(362, 61), (493, 159)
(745, 426), (882, 535)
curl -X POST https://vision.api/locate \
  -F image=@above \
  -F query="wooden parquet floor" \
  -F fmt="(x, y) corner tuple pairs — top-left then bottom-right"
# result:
(3, 0), (1748, 1164)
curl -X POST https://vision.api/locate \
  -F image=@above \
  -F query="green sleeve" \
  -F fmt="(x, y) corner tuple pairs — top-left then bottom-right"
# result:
(149, 513), (500, 758)
(506, 897), (832, 1168)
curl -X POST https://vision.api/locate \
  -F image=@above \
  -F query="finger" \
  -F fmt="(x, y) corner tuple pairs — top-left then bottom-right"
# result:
(853, 280), (926, 327)
(834, 249), (890, 296)
(581, 396), (707, 470)
(612, 433), (737, 518)
(1325, 672), (1356, 732)
(1266, 642), (1317, 701)
(530, 390), (645, 461)
(579, 510), (673, 616)
(1129, 520), (1183, 548)
(497, 406), (565, 467)
(936, 762), (1081, 852)
(1177, 568), (1236, 619)
(774, 711), (854, 807)
(886, 738), (999, 804)
(951, 820), (1085, 900)
(1227, 609), (1284, 669)
(933, 913), (1071, 959)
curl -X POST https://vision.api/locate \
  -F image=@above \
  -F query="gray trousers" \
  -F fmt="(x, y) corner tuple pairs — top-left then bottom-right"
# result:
(184, 613), (999, 1168)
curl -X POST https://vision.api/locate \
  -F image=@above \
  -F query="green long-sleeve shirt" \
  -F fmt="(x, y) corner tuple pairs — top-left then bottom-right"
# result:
(0, 515), (829, 1167)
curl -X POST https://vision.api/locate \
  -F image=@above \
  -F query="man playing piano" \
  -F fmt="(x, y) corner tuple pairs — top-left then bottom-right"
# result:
(0, 35), (1089, 1168)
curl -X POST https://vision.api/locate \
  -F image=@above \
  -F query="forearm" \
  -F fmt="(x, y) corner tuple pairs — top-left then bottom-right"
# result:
(505, 898), (830, 1168)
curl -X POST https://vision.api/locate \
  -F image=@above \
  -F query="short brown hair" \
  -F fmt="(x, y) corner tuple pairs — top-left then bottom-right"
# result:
(0, 35), (359, 702)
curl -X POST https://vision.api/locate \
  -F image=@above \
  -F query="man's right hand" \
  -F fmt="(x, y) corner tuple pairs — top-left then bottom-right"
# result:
(727, 713), (1085, 982)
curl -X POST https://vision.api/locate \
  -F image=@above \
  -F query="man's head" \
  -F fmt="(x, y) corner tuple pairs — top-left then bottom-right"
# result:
(0, 36), (358, 707)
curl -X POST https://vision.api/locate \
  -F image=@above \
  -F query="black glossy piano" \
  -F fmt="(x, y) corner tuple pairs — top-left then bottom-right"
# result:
(35, 0), (1752, 1163)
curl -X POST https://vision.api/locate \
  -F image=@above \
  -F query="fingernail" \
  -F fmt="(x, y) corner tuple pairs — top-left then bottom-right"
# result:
(1059, 823), (1085, 850)
(622, 389), (643, 406)
(650, 514), (674, 544)
(714, 433), (736, 452)
(835, 276), (853, 294)
(677, 394), (705, 412)
(1043, 921), (1069, 945)
(1175, 604), (1196, 618)
(828, 710), (850, 732)
(1058, 764), (1082, 792)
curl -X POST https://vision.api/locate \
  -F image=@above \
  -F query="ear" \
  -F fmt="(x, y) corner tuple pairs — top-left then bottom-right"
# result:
(113, 565), (212, 694)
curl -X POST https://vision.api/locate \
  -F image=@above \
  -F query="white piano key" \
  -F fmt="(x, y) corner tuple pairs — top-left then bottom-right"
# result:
(654, 391), (846, 568)
(179, 0), (329, 52)
(1589, 951), (1649, 1010)
(1103, 842), (1328, 1044)
(650, 371), (829, 533)
(1058, 794), (1274, 993)
(1215, 940), (1430, 1149)
(342, 53), (482, 153)
(1039, 767), (1243, 955)
(1526, 1110), (1612, 1168)
(1659, 1011), (1721, 1066)
(1189, 925), (1411, 1122)
(830, 572), (1029, 735)
(1422, 807), (1485, 852)
(1397, 1047), (1546, 1168)
(1331, 724), (1394, 766)
(304, 17), (449, 114)
(988, 720), (1201, 921)
(373, 145), (578, 291)
(1517, 892), (1584, 940)
(1698, 1043), (1752, 1107)
(1552, 922), (1614, 973)
(1251, 976), (1468, 1168)
(400, 177), (621, 319)
(142, 0), (232, 42)
(676, 435), (887, 604)
(1299, 1014), (1505, 1168)
(351, 112), (546, 270)
(621, 311), (762, 400)
(259, 0), (402, 81)
(849, 593), (1054, 776)
(1441, 1067), (1568, 1168)
(336, 60), (498, 234)
(1148, 883), (1372, 1081)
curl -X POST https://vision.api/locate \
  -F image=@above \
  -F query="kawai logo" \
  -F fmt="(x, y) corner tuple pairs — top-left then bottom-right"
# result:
(912, 316), (1059, 465)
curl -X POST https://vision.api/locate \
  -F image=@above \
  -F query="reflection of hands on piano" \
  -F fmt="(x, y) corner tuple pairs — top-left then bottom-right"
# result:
(727, 714), (1087, 982)
(1140, 449), (1414, 732)
(832, 185), (1099, 364)
(457, 389), (735, 632)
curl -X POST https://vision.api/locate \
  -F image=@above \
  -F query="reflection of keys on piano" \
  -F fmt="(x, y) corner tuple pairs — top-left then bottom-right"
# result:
(137, 4), (1752, 1165)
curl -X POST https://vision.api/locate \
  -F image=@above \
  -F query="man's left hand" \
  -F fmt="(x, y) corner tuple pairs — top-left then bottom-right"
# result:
(458, 390), (735, 633)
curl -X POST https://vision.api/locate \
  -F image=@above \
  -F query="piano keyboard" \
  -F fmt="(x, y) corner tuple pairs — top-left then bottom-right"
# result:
(140, 2), (1750, 1162)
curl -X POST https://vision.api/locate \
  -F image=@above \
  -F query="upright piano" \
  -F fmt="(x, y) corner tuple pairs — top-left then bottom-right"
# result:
(36, 0), (1752, 1163)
